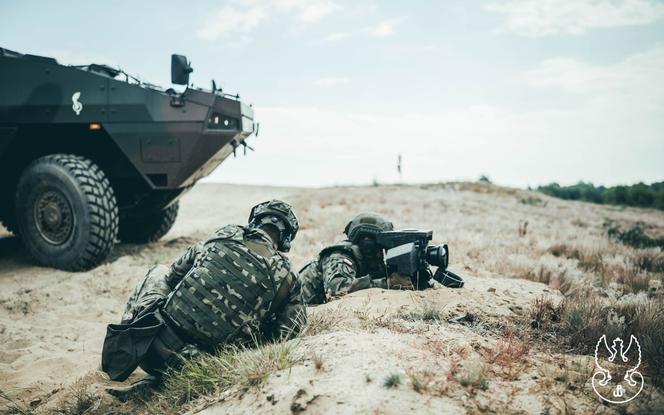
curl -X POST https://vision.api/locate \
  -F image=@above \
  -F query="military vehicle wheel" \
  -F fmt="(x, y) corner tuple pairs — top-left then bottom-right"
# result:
(119, 203), (179, 243)
(15, 154), (119, 271)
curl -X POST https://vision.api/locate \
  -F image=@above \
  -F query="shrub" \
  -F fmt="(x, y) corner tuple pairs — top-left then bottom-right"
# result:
(538, 181), (664, 211)
(606, 222), (664, 250)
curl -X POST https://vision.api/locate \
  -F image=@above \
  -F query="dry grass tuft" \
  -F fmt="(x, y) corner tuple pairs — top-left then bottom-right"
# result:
(12, 377), (139, 415)
(617, 269), (652, 294)
(576, 251), (606, 274)
(396, 302), (442, 323)
(631, 250), (664, 274)
(300, 308), (346, 337)
(546, 243), (580, 259)
(520, 196), (544, 206)
(311, 352), (324, 371)
(145, 339), (302, 413)
(52, 386), (95, 414)
(481, 326), (531, 380)
(528, 296), (560, 329)
(454, 362), (489, 392)
(405, 369), (452, 396)
(624, 300), (664, 386)
(0, 389), (33, 415)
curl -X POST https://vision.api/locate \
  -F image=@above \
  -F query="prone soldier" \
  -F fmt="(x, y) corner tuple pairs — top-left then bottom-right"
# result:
(300, 212), (463, 305)
(101, 200), (304, 399)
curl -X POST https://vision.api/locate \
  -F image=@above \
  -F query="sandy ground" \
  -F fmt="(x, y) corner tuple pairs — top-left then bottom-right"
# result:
(200, 281), (567, 415)
(1, 182), (663, 413)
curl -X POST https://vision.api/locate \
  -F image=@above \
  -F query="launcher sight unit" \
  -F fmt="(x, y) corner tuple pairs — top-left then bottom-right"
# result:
(376, 229), (464, 289)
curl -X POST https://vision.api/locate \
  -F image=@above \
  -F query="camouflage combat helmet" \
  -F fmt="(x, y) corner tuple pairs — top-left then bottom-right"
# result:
(248, 200), (299, 252)
(344, 212), (394, 243)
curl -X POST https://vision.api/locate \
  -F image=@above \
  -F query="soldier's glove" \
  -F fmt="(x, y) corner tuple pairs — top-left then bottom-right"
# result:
(387, 273), (415, 290)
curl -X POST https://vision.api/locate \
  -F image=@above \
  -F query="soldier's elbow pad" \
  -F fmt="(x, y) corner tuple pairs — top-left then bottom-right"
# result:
(347, 275), (372, 293)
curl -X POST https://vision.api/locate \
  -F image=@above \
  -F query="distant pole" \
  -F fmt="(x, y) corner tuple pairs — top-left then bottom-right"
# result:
(397, 154), (402, 183)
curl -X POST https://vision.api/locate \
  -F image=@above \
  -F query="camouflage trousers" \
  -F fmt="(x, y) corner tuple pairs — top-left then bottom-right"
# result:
(121, 265), (171, 324)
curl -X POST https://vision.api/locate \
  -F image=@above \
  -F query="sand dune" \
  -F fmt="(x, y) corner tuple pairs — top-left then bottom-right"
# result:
(1, 182), (663, 414)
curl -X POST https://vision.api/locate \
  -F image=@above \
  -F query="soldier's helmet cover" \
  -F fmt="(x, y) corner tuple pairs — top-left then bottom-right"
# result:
(344, 212), (394, 243)
(248, 199), (299, 252)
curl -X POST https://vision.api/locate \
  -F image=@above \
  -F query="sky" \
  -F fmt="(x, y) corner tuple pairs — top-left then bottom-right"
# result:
(2, 0), (663, 188)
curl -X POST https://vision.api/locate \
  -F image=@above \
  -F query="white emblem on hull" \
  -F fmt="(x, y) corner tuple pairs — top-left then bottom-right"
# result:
(72, 92), (83, 115)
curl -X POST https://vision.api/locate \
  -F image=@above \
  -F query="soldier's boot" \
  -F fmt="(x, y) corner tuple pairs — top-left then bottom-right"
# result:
(106, 375), (159, 402)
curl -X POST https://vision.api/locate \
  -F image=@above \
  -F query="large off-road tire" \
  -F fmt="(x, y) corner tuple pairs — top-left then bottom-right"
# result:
(15, 154), (119, 271)
(118, 203), (179, 243)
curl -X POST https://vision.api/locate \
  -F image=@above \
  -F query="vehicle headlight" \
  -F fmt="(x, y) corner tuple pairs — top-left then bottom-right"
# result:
(207, 113), (239, 130)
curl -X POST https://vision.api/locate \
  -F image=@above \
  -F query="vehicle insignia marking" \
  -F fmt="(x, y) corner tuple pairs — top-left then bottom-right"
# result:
(72, 92), (83, 115)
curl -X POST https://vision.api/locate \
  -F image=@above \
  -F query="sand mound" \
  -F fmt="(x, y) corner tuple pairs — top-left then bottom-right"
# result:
(199, 279), (565, 414)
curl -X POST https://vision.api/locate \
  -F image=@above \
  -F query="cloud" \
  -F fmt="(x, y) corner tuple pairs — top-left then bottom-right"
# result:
(366, 18), (401, 37)
(197, 0), (340, 42)
(525, 46), (664, 106)
(313, 76), (350, 85)
(319, 32), (351, 43)
(418, 43), (437, 52)
(197, 5), (267, 41)
(486, 0), (664, 36)
(279, 0), (340, 22)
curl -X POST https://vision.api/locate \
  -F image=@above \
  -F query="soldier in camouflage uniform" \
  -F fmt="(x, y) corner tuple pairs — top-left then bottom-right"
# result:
(300, 212), (414, 305)
(102, 200), (304, 399)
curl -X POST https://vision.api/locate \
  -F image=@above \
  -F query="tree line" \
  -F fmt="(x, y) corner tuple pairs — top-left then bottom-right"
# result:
(537, 181), (664, 211)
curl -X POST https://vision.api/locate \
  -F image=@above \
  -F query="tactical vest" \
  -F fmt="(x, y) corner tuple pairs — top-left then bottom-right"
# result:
(163, 225), (277, 349)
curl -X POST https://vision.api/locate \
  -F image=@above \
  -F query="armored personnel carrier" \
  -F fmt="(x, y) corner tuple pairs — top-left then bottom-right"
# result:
(0, 48), (255, 271)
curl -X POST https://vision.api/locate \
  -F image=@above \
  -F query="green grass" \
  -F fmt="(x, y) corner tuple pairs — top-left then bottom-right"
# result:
(382, 373), (402, 389)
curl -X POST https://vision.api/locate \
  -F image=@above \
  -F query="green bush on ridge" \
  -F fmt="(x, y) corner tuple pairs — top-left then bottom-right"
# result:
(538, 181), (664, 211)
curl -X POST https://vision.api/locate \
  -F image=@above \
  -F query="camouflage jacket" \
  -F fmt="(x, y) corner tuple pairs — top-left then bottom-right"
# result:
(300, 241), (389, 305)
(162, 224), (305, 349)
